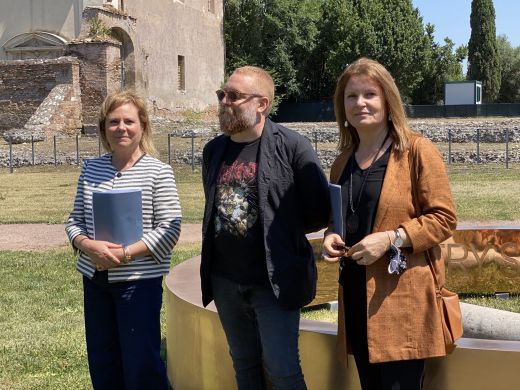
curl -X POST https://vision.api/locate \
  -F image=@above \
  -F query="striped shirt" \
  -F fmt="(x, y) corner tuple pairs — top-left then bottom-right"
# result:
(65, 154), (182, 282)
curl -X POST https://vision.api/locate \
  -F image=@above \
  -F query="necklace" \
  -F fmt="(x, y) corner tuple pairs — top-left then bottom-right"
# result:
(346, 132), (389, 234)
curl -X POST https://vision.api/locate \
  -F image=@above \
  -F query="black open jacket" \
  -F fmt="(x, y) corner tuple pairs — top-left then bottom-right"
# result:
(200, 119), (330, 310)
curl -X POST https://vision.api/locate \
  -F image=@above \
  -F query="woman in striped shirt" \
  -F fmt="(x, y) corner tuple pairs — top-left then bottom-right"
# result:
(65, 90), (182, 389)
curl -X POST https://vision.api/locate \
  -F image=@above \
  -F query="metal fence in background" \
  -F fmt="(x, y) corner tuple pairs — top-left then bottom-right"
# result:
(437, 128), (518, 169)
(1, 128), (520, 173)
(0, 132), (210, 173)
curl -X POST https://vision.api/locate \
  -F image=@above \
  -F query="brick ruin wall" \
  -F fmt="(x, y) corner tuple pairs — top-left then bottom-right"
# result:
(66, 41), (121, 135)
(0, 57), (82, 136)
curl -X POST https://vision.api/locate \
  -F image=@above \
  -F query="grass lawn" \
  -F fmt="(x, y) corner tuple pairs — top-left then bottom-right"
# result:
(462, 295), (520, 312)
(0, 165), (204, 224)
(0, 243), (200, 390)
(1, 161), (519, 387)
(1, 163), (520, 224)
(301, 296), (520, 323)
(447, 164), (520, 221)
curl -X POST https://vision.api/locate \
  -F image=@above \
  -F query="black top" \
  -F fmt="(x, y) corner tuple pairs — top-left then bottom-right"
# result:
(201, 119), (331, 309)
(212, 138), (269, 285)
(338, 146), (390, 350)
(339, 146), (390, 285)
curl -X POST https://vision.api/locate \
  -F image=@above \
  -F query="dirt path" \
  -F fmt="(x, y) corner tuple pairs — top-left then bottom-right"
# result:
(0, 223), (202, 251)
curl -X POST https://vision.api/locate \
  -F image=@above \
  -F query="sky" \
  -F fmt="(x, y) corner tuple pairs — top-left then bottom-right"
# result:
(411, 0), (520, 49)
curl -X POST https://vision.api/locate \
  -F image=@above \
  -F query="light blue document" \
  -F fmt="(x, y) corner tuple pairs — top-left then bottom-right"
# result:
(92, 189), (143, 246)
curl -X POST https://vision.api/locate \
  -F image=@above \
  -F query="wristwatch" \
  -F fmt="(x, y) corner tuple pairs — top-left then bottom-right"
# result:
(393, 229), (404, 248)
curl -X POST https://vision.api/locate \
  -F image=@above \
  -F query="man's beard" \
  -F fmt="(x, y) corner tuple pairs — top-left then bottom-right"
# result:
(218, 105), (257, 135)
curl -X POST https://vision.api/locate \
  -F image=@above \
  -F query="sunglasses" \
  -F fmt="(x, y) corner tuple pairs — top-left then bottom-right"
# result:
(215, 89), (263, 103)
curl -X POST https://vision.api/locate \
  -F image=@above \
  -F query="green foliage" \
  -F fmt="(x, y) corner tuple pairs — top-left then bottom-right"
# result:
(467, 0), (501, 102)
(412, 24), (467, 104)
(350, 0), (431, 101)
(312, 0), (360, 98)
(224, 0), (321, 105)
(88, 16), (112, 39)
(496, 35), (520, 103)
(316, 0), (467, 103)
(223, 0), (468, 104)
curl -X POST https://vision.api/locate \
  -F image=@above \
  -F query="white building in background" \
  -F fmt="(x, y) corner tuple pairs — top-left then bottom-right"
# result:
(444, 80), (482, 105)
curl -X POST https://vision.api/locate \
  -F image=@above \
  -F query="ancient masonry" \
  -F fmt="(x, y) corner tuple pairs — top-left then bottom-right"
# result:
(0, 57), (82, 141)
(0, 10), (132, 142)
(2, 119), (520, 168)
(0, 1), (225, 143)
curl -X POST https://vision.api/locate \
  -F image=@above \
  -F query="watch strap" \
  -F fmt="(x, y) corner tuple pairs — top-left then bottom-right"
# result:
(393, 229), (404, 248)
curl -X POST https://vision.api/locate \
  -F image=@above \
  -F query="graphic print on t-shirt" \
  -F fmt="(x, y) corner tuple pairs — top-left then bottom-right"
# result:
(215, 159), (258, 237)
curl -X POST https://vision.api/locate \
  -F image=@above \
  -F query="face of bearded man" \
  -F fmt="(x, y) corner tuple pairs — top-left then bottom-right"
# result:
(218, 102), (258, 136)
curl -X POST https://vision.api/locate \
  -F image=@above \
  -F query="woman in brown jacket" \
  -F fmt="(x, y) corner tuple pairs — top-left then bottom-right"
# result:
(322, 58), (457, 389)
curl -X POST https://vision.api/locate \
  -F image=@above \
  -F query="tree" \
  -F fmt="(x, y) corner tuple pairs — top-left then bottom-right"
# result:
(312, 0), (361, 99)
(316, 0), (437, 103)
(312, 0), (433, 102)
(495, 35), (520, 103)
(411, 24), (467, 104)
(223, 0), (458, 104)
(224, 0), (265, 72)
(467, 0), (501, 102)
(351, 0), (431, 101)
(223, 0), (321, 105)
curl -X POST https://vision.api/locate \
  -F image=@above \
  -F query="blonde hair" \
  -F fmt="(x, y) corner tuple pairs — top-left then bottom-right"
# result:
(98, 90), (157, 156)
(333, 57), (412, 153)
(232, 66), (275, 115)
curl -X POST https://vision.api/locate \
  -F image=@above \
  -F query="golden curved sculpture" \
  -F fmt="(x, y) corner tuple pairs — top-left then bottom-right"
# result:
(166, 227), (520, 389)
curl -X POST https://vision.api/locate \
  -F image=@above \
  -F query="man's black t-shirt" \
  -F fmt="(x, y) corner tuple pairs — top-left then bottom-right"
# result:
(212, 138), (269, 285)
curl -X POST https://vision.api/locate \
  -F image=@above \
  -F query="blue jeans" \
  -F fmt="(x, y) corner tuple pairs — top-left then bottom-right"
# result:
(83, 272), (168, 390)
(211, 274), (307, 390)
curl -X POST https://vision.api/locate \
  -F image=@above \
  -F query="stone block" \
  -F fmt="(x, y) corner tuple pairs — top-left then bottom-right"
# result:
(2, 127), (45, 144)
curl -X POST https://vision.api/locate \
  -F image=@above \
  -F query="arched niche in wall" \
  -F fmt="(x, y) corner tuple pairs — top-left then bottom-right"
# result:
(110, 27), (135, 89)
(3, 31), (67, 60)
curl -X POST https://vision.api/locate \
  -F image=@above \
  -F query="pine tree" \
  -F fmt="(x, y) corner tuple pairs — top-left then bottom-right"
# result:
(467, 0), (501, 102)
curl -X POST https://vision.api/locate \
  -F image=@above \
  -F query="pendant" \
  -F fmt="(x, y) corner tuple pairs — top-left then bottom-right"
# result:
(346, 213), (359, 234)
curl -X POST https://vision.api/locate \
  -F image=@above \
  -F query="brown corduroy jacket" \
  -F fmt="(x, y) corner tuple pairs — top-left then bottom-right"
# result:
(329, 133), (457, 363)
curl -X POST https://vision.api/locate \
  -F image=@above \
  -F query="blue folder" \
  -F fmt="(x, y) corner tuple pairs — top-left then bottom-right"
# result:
(92, 189), (143, 246)
(328, 183), (343, 239)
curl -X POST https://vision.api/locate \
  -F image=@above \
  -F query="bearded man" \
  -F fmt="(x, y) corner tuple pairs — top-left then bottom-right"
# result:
(200, 66), (330, 390)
